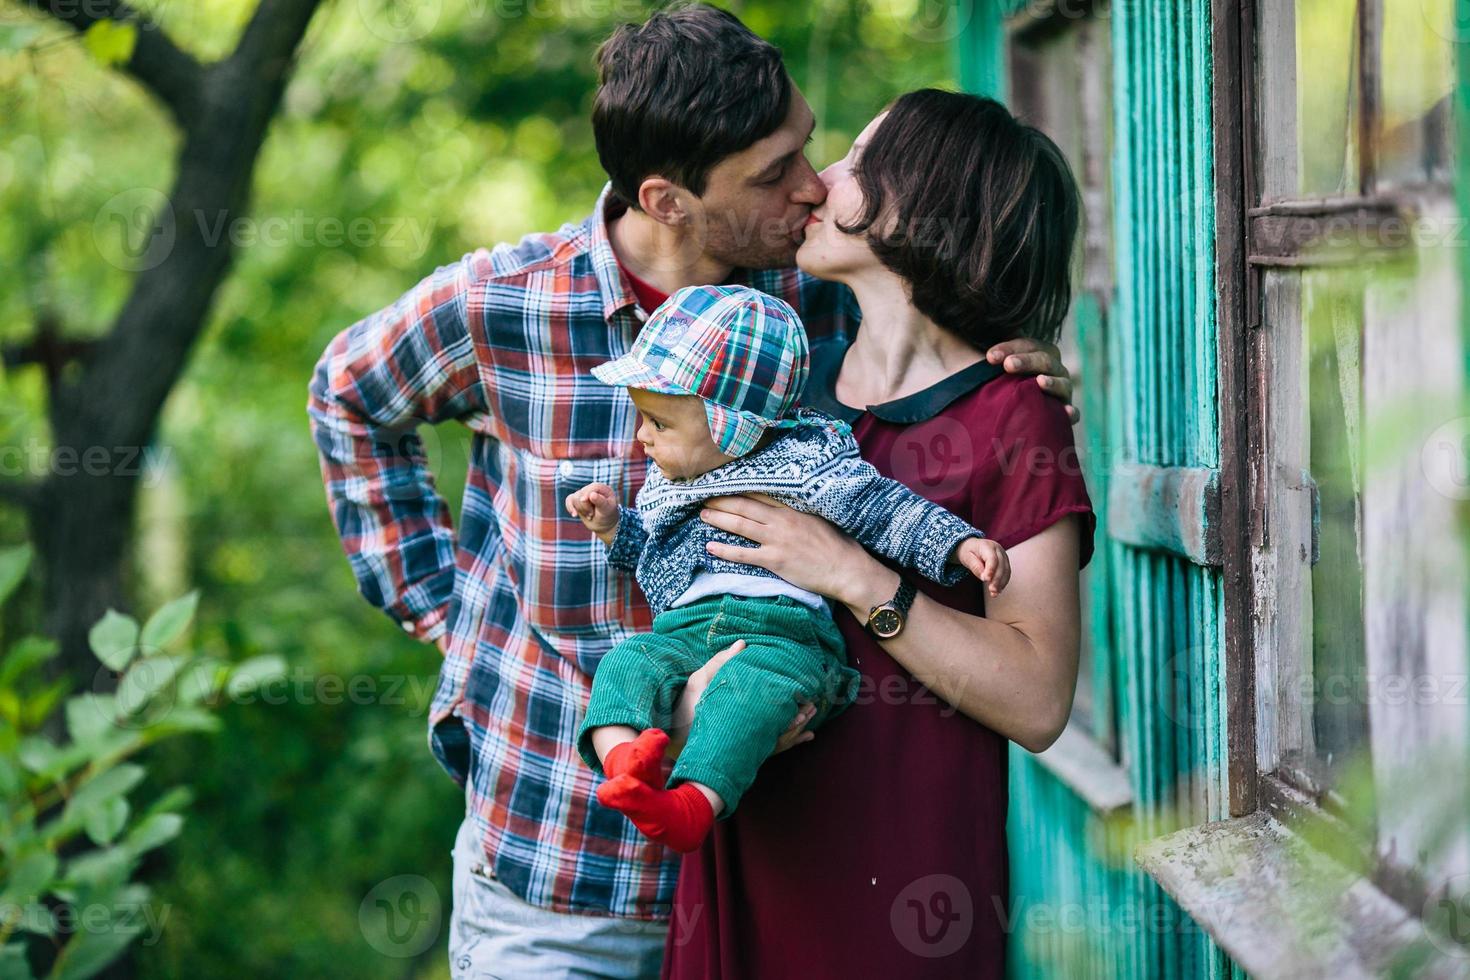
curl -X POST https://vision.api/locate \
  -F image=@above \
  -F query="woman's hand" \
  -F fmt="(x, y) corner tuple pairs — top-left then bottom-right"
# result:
(985, 338), (1079, 425)
(698, 494), (885, 606)
(667, 639), (817, 757)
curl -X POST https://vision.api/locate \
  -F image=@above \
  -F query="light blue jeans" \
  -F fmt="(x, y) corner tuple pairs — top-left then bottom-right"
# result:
(448, 814), (668, 979)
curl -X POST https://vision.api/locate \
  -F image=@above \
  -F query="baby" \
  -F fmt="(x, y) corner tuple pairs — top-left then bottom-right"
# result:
(566, 284), (1008, 852)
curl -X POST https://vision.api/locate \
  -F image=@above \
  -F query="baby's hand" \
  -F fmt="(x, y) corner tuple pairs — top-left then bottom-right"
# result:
(955, 537), (1010, 598)
(565, 483), (621, 542)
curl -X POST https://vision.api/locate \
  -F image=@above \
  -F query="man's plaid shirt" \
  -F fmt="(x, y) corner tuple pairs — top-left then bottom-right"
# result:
(308, 185), (859, 920)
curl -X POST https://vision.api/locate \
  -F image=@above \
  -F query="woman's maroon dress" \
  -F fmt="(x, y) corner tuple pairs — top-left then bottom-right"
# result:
(661, 339), (1096, 979)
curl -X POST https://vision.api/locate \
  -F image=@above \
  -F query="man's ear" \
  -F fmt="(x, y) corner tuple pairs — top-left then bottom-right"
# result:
(637, 178), (691, 227)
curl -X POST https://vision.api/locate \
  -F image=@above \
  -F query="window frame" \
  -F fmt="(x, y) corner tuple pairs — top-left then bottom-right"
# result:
(1221, 0), (1470, 920)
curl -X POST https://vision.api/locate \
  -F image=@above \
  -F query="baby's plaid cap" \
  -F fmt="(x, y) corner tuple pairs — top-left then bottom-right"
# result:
(591, 284), (809, 458)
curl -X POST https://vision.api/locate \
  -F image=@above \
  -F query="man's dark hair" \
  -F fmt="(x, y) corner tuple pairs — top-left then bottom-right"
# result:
(593, 3), (791, 208)
(840, 89), (1081, 348)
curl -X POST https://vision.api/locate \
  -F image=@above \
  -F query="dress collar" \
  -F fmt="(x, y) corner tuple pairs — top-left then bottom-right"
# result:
(805, 332), (1005, 424)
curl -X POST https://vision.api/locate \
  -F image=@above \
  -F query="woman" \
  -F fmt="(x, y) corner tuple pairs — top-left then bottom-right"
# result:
(661, 89), (1096, 977)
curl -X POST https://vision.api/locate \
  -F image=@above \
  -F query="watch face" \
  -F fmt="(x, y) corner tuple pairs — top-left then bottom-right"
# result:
(871, 608), (902, 638)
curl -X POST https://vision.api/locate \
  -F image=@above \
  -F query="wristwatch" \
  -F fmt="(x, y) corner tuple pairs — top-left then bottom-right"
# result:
(865, 578), (917, 640)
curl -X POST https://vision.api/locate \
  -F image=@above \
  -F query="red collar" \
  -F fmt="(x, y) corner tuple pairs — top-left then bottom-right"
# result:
(619, 260), (670, 315)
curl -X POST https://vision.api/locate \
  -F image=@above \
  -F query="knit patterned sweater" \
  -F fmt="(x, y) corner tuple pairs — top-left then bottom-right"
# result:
(605, 409), (985, 617)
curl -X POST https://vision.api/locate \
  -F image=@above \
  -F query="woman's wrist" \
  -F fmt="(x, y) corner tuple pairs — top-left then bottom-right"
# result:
(839, 562), (903, 620)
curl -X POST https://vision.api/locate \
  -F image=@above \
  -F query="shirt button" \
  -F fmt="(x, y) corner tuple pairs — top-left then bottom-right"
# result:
(558, 460), (574, 478)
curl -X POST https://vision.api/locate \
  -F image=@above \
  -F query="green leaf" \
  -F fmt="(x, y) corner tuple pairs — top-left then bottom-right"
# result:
(53, 918), (141, 980)
(224, 655), (286, 698)
(123, 812), (181, 857)
(143, 707), (219, 737)
(138, 591), (198, 652)
(115, 655), (184, 715)
(0, 636), (59, 688)
(65, 694), (116, 746)
(82, 797), (129, 846)
(88, 611), (138, 673)
(21, 678), (70, 730)
(59, 846), (133, 891)
(0, 941), (34, 980)
(81, 19), (137, 69)
(16, 736), (59, 775)
(176, 660), (224, 705)
(144, 786), (193, 817)
(68, 764), (145, 816)
(0, 545), (31, 607)
(0, 25), (44, 55)
(0, 754), (19, 796)
(0, 850), (57, 904)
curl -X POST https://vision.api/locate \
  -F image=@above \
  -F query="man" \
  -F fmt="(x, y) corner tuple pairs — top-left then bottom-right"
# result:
(308, 4), (1073, 975)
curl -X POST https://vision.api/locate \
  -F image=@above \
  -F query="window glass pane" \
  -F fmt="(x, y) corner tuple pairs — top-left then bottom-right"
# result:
(1377, 0), (1457, 186)
(1295, 0), (1361, 196)
(1301, 268), (1369, 793)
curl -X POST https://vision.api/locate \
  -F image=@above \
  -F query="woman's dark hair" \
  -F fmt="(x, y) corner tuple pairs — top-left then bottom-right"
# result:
(840, 89), (1081, 347)
(593, 3), (791, 208)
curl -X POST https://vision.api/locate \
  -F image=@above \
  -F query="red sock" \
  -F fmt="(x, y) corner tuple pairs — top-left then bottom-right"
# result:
(602, 729), (669, 786)
(597, 775), (714, 853)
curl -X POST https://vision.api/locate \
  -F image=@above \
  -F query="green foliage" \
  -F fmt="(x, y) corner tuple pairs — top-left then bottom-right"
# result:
(0, 2), (953, 976)
(0, 546), (280, 979)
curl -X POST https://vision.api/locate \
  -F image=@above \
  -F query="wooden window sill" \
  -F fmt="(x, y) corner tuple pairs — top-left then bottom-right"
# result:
(1135, 810), (1467, 979)
(1024, 722), (1133, 816)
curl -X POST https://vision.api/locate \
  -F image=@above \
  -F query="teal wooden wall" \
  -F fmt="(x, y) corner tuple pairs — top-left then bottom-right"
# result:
(958, 1), (1239, 976)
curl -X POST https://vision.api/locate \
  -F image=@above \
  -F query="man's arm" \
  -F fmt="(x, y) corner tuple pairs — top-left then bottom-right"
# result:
(306, 253), (489, 645)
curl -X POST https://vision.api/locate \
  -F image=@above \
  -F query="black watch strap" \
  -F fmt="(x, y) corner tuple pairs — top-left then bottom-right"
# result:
(892, 578), (918, 616)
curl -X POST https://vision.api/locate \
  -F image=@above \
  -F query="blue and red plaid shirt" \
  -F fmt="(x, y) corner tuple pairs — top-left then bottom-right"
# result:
(308, 185), (859, 920)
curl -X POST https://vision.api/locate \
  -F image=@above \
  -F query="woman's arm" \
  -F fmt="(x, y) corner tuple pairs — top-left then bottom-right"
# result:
(700, 496), (1082, 752)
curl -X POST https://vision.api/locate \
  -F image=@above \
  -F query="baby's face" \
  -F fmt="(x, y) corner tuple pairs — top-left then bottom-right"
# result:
(628, 388), (732, 480)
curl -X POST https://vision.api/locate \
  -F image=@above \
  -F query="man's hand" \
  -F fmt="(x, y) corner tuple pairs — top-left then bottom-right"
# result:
(564, 482), (621, 546)
(954, 537), (1011, 598)
(986, 338), (1079, 425)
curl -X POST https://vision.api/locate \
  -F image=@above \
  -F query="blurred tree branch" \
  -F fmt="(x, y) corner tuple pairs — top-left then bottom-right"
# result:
(21, 0), (204, 126)
(0, 478), (40, 512)
(8, 0), (326, 705)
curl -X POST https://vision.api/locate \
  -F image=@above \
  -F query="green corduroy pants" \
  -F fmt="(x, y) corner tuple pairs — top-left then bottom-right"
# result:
(577, 593), (862, 816)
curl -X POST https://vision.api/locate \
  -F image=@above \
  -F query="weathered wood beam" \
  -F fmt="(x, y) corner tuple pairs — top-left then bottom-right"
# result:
(1106, 463), (1222, 566)
(1136, 811), (1468, 980)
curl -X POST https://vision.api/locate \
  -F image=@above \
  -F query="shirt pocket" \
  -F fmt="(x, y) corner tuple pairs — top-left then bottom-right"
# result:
(492, 442), (646, 639)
